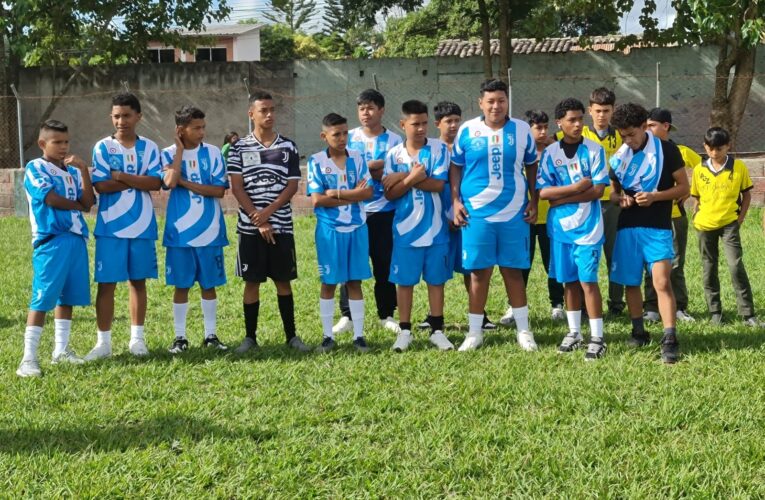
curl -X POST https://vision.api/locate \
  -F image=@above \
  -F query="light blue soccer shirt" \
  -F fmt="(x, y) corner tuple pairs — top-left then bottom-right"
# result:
(160, 143), (229, 248)
(91, 135), (161, 239)
(451, 116), (537, 223)
(24, 158), (89, 246)
(348, 126), (403, 214)
(536, 138), (609, 245)
(384, 139), (450, 247)
(306, 148), (371, 232)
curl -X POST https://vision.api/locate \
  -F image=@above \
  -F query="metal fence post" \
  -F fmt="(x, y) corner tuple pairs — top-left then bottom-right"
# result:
(656, 62), (661, 107)
(9, 84), (22, 169)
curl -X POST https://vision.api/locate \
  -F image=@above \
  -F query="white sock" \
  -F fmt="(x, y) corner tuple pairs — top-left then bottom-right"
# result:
(173, 302), (188, 339)
(23, 325), (43, 362)
(201, 298), (217, 339)
(320, 298), (335, 339)
(348, 299), (365, 339)
(589, 317), (604, 339)
(566, 310), (582, 336)
(97, 330), (111, 346)
(513, 305), (530, 332)
(468, 313), (483, 335)
(130, 325), (144, 344)
(53, 319), (72, 357)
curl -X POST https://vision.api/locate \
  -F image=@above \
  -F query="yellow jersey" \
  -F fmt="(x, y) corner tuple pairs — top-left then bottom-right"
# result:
(672, 144), (702, 218)
(557, 126), (621, 201)
(690, 157), (753, 231)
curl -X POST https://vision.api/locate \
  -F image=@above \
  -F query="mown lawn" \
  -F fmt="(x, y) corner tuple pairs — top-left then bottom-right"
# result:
(1, 211), (765, 497)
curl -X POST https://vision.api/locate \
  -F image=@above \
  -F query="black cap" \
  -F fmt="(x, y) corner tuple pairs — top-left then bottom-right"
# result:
(647, 107), (677, 131)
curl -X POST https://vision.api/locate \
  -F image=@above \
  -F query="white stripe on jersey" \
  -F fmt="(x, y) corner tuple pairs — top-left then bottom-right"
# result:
(113, 194), (154, 238)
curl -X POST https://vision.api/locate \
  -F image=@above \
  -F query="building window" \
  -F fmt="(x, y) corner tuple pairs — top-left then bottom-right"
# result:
(147, 49), (175, 63)
(195, 47), (227, 62)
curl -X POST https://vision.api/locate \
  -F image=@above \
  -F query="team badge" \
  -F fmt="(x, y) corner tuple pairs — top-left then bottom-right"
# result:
(324, 167), (332, 174)
(506, 134), (515, 147)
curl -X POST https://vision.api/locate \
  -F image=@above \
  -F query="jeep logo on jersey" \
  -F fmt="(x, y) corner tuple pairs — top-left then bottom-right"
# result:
(490, 146), (502, 180)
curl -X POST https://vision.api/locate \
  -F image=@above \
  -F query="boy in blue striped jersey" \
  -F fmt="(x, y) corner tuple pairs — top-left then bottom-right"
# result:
(308, 113), (374, 353)
(86, 93), (162, 360)
(17, 120), (94, 377)
(161, 106), (229, 354)
(383, 100), (454, 352)
(537, 98), (609, 359)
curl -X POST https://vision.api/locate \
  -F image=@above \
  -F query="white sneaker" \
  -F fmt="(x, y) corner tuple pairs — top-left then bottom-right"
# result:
(51, 349), (84, 365)
(517, 330), (538, 352)
(129, 339), (149, 357)
(380, 316), (401, 334)
(332, 316), (353, 335)
(391, 331), (413, 352)
(84, 343), (112, 361)
(499, 306), (515, 326)
(16, 359), (42, 377)
(429, 330), (454, 351)
(676, 309), (695, 322)
(643, 311), (661, 322)
(458, 332), (484, 351)
(551, 305), (566, 322)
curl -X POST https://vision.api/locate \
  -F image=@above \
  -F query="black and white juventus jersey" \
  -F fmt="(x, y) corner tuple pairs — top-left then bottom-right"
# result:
(227, 133), (302, 235)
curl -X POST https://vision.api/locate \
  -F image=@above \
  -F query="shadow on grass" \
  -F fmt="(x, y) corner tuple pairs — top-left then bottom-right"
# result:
(0, 414), (275, 455)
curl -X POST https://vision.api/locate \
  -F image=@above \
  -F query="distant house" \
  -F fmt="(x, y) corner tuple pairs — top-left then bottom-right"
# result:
(435, 35), (659, 57)
(147, 24), (263, 63)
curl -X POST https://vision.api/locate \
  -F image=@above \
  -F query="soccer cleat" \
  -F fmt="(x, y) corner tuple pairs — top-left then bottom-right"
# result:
(710, 313), (723, 326)
(660, 334), (680, 364)
(517, 330), (538, 352)
(353, 336), (370, 353)
(643, 311), (661, 322)
(417, 316), (432, 330)
(499, 306), (515, 327)
(584, 338), (607, 361)
(380, 317), (401, 334)
(287, 336), (311, 352)
(627, 330), (651, 348)
(84, 343), (112, 361)
(551, 304), (566, 322)
(429, 330), (454, 351)
(16, 359), (42, 378)
(332, 316), (353, 335)
(168, 337), (189, 354)
(203, 335), (228, 351)
(51, 349), (84, 365)
(744, 316), (763, 328)
(558, 332), (583, 353)
(129, 339), (149, 356)
(458, 332), (483, 352)
(315, 336), (336, 353)
(234, 337), (258, 354)
(482, 315), (497, 331)
(676, 309), (695, 322)
(391, 331), (413, 352)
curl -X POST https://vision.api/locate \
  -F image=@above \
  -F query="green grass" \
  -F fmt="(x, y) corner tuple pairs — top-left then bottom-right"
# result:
(2, 211), (765, 497)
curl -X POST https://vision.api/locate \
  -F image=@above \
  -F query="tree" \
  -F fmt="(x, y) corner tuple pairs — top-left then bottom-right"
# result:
(264, 0), (318, 32)
(259, 23), (297, 61)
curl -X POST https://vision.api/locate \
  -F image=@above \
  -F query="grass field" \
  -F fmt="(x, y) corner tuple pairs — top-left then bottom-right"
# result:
(2, 211), (765, 497)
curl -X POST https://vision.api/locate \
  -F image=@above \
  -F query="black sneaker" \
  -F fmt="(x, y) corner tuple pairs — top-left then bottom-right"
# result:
(353, 336), (370, 353)
(627, 330), (651, 347)
(168, 337), (189, 354)
(482, 314), (497, 331)
(710, 313), (723, 326)
(315, 336), (335, 353)
(585, 338), (607, 360)
(660, 334), (680, 364)
(203, 335), (228, 351)
(418, 315), (433, 330)
(558, 332), (584, 353)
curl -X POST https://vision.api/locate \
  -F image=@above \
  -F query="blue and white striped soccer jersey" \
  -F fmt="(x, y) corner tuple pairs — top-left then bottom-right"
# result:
(348, 127), (402, 214)
(92, 136), (161, 282)
(537, 138), (608, 283)
(385, 139), (451, 286)
(24, 158), (90, 311)
(307, 149), (372, 285)
(161, 143), (229, 289)
(452, 116), (538, 270)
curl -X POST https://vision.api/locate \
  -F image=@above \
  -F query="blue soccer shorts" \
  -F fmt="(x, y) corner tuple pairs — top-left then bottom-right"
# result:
(95, 236), (158, 283)
(549, 239), (602, 284)
(460, 217), (530, 271)
(30, 232), (90, 311)
(166, 246), (226, 289)
(315, 223), (371, 285)
(389, 242), (451, 286)
(448, 229), (468, 276)
(610, 227), (674, 287)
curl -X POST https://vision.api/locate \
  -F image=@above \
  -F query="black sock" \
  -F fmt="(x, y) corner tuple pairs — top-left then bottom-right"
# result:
(278, 294), (296, 342)
(400, 322), (412, 332)
(429, 315), (444, 334)
(631, 317), (645, 335)
(244, 301), (260, 342)
(663, 327), (677, 337)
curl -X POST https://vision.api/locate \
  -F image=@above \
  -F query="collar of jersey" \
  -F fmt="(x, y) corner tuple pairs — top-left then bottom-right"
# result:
(704, 155), (733, 175)
(324, 148), (349, 158)
(110, 135), (142, 148)
(250, 132), (281, 149)
(479, 115), (510, 129)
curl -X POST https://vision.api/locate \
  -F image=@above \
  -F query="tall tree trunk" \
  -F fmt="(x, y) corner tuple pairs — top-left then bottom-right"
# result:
(497, 0), (511, 83)
(711, 42), (757, 149)
(477, 0), (493, 78)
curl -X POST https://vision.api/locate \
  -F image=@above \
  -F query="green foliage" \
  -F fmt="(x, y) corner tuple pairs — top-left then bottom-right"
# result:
(259, 23), (297, 61)
(264, 0), (318, 32)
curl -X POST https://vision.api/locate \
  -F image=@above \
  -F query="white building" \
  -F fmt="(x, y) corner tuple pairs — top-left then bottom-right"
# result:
(147, 24), (263, 63)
